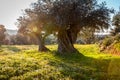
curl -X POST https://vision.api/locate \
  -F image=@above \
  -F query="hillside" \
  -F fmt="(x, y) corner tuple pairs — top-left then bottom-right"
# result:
(0, 45), (120, 80)
(6, 29), (17, 35)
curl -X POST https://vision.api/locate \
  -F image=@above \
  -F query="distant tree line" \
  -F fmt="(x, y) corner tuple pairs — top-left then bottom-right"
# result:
(0, 26), (57, 45)
(0, 25), (6, 45)
(0, 25), (108, 45)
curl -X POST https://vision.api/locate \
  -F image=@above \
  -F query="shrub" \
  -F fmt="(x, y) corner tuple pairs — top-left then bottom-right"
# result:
(102, 37), (114, 47)
(114, 34), (120, 42)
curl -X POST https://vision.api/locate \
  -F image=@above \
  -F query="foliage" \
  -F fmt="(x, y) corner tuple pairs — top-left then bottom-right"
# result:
(0, 25), (6, 45)
(114, 42), (120, 51)
(99, 34), (120, 53)
(78, 27), (96, 44)
(114, 34), (120, 42)
(101, 34), (120, 47)
(9, 34), (38, 45)
(0, 45), (120, 80)
(111, 11), (120, 36)
(112, 34), (120, 51)
(102, 37), (114, 47)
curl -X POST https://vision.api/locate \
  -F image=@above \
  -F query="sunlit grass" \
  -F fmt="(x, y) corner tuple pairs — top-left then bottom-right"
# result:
(0, 44), (120, 80)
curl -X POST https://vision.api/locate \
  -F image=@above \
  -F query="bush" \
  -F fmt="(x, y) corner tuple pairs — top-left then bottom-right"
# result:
(102, 37), (114, 47)
(99, 34), (120, 52)
(114, 34), (120, 42)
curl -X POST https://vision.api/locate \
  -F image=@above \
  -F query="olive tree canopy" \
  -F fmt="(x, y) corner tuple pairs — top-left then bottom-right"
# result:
(18, 0), (113, 53)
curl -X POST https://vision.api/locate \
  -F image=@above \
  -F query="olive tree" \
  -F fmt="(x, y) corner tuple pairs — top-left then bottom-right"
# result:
(17, 10), (50, 51)
(32, 0), (113, 53)
(19, 0), (113, 53)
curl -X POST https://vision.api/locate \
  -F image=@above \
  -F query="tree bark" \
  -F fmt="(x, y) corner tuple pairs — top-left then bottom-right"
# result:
(36, 33), (49, 52)
(67, 26), (80, 44)
(57, 29), (78, 53)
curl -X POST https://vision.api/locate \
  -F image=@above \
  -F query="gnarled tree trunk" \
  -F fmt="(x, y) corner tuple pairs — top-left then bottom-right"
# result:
(36, 33), (49, 52)
(57, 29), (78, 53)
(67, 26), (80, 43)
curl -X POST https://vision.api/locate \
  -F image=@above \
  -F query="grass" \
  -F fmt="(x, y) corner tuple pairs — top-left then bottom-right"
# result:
(0, 44), (120, 80)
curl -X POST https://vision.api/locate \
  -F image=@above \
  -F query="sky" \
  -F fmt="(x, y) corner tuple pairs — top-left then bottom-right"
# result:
(98, 0), (120, 11)
(0, 0), (37, 30)
(0, 0), (120, 30)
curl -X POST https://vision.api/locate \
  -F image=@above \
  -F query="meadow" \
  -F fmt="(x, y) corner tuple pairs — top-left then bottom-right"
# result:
(0, 44), (120, 80)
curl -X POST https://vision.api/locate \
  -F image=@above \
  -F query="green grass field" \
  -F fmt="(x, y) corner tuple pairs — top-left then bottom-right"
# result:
(0, 44), (120, 80)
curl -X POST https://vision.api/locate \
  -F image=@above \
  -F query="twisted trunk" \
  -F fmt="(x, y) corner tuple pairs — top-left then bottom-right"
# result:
(57, 28), (78, 53)
(67, 26), (80, 43)
(36, 33), (49, 52)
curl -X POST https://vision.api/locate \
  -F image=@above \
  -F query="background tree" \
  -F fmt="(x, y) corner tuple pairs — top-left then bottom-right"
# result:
(78, 27), (96, 44)
(0, 25), (6, 45)
(16, 10), (50, 51)
(111, 11), (120, 36)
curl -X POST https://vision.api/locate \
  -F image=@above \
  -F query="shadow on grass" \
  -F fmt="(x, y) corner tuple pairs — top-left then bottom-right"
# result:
(48, 51), (120, 80)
